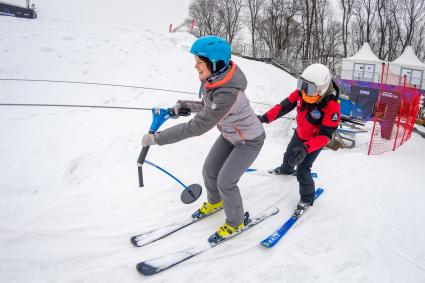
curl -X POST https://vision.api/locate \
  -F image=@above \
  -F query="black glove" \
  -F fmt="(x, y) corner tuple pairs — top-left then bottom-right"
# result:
(257, 114), (268, 124)
(287, 145), (308, 167)
(175, 107), (191, 116)
(168, 102), (191, 118)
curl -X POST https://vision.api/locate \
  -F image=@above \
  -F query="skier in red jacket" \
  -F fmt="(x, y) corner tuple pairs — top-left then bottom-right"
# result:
(257, 63), (340, 216)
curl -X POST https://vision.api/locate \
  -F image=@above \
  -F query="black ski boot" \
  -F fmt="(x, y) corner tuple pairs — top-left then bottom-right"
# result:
(268, 166), (295, 175)
(293, 201), (311, 218)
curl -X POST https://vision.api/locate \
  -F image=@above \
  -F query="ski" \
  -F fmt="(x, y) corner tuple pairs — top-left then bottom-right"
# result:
(267, 169), (318, 178)
(136, 206), (279, 276)
(130, 208), (223, 247)
(246, 168), (317, 178)
(260, 188), (324, 248)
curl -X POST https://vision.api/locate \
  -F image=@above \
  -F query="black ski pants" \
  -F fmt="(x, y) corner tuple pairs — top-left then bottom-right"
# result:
(280, 131), (322, 205)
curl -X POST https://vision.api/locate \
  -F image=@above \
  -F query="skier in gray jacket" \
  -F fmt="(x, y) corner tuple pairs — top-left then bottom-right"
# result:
(142, 36), (265, 241)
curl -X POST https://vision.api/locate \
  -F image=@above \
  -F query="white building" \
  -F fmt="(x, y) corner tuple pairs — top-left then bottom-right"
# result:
(340, 42), (383, 83)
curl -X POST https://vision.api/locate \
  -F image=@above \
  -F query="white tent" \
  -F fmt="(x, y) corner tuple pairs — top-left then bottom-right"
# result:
(340, 42), (383, 83)
(390, 46), (425, 89)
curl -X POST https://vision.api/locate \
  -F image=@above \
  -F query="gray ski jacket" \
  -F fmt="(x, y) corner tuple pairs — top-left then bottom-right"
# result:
(154, 61), (265, 145)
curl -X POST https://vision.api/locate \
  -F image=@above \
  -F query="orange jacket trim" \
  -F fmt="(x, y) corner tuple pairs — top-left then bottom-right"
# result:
(205, 61), (236, 89)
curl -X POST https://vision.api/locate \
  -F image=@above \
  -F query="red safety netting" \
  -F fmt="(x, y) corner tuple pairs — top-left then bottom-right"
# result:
(368, 63), (421, 155)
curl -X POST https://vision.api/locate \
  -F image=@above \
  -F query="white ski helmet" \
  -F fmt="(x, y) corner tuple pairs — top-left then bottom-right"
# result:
(300, 63), (331, 96)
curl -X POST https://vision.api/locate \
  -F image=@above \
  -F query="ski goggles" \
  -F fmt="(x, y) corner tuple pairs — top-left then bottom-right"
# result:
(297, 77), (318, 96)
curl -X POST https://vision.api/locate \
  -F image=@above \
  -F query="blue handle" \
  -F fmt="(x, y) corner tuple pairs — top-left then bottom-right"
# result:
(150, 108), (172, 132)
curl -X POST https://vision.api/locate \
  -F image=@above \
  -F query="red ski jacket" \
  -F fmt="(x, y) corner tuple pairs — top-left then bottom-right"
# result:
(261, 82), (340, 153)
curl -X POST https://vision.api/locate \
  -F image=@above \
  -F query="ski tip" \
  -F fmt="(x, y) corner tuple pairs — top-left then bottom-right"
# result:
(260, 240), (275, 248)
(130, 236), (144, 247)
(314, 188), (324, 199)
(136, 262), (158, 276)
(130, 236), (138, 247)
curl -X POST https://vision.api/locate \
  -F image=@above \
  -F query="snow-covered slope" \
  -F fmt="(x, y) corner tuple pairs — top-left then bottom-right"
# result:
(1, 16), (425, 283)
(5, 0), (193, 30)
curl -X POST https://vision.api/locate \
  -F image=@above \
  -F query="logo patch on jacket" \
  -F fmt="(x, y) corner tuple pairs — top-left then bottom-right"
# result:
(310, 109), (322, 120)
(331, 113), (339, 121)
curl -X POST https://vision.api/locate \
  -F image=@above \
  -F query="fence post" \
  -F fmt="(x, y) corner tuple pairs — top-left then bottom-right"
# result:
(400, 75), (410, 146)
(385, 62), (390, 84)
(392, 75), (406, 150)
(368, 62), (386, 155)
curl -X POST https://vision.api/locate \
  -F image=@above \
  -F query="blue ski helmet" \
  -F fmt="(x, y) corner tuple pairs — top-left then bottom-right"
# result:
(190, 36), (231, 72)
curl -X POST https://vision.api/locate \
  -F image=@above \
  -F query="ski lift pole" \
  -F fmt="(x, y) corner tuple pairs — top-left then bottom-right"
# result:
(136, 107), (202, 204)
(137, 108), (172, 187)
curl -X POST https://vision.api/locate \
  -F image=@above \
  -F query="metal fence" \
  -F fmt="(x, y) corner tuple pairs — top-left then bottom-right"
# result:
(231, 43), (323, 75)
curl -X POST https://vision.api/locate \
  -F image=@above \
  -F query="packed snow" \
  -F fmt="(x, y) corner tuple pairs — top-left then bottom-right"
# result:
(1, 7), (425, 283)
(4, 0), (193, 31)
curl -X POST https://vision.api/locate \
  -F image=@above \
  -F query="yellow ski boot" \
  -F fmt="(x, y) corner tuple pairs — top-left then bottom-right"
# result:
(192, 200), (223, 219)
(208, 212), (250, 243)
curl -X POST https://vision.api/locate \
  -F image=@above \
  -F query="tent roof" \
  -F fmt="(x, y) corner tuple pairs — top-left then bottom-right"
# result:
(392, 46), (425, 69)
(347, 42), (382, 63)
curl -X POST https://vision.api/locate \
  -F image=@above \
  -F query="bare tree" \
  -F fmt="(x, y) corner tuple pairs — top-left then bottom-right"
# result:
(386, 1), (401, 61)
(351, 0), (376, 51)
(413, 22), (425, 61)
(216, 0), (244, 44)
(301, 0), (317, 61)
(396, 0), (425, 52)
(314, 0), (342, 69)
(376, 0), (389, 59)
(325, 20), (343, 72)
(340, 0), (355, 57)
(189, 0), (223, 37)
(245, 0), (266, 57)
(187, 0), (424, 76)
(257, 0), (300, 59)
(362, 0), (376, 43)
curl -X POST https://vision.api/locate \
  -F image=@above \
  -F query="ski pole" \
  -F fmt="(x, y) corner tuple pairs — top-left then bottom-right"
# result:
(246, 168), (318, 178)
